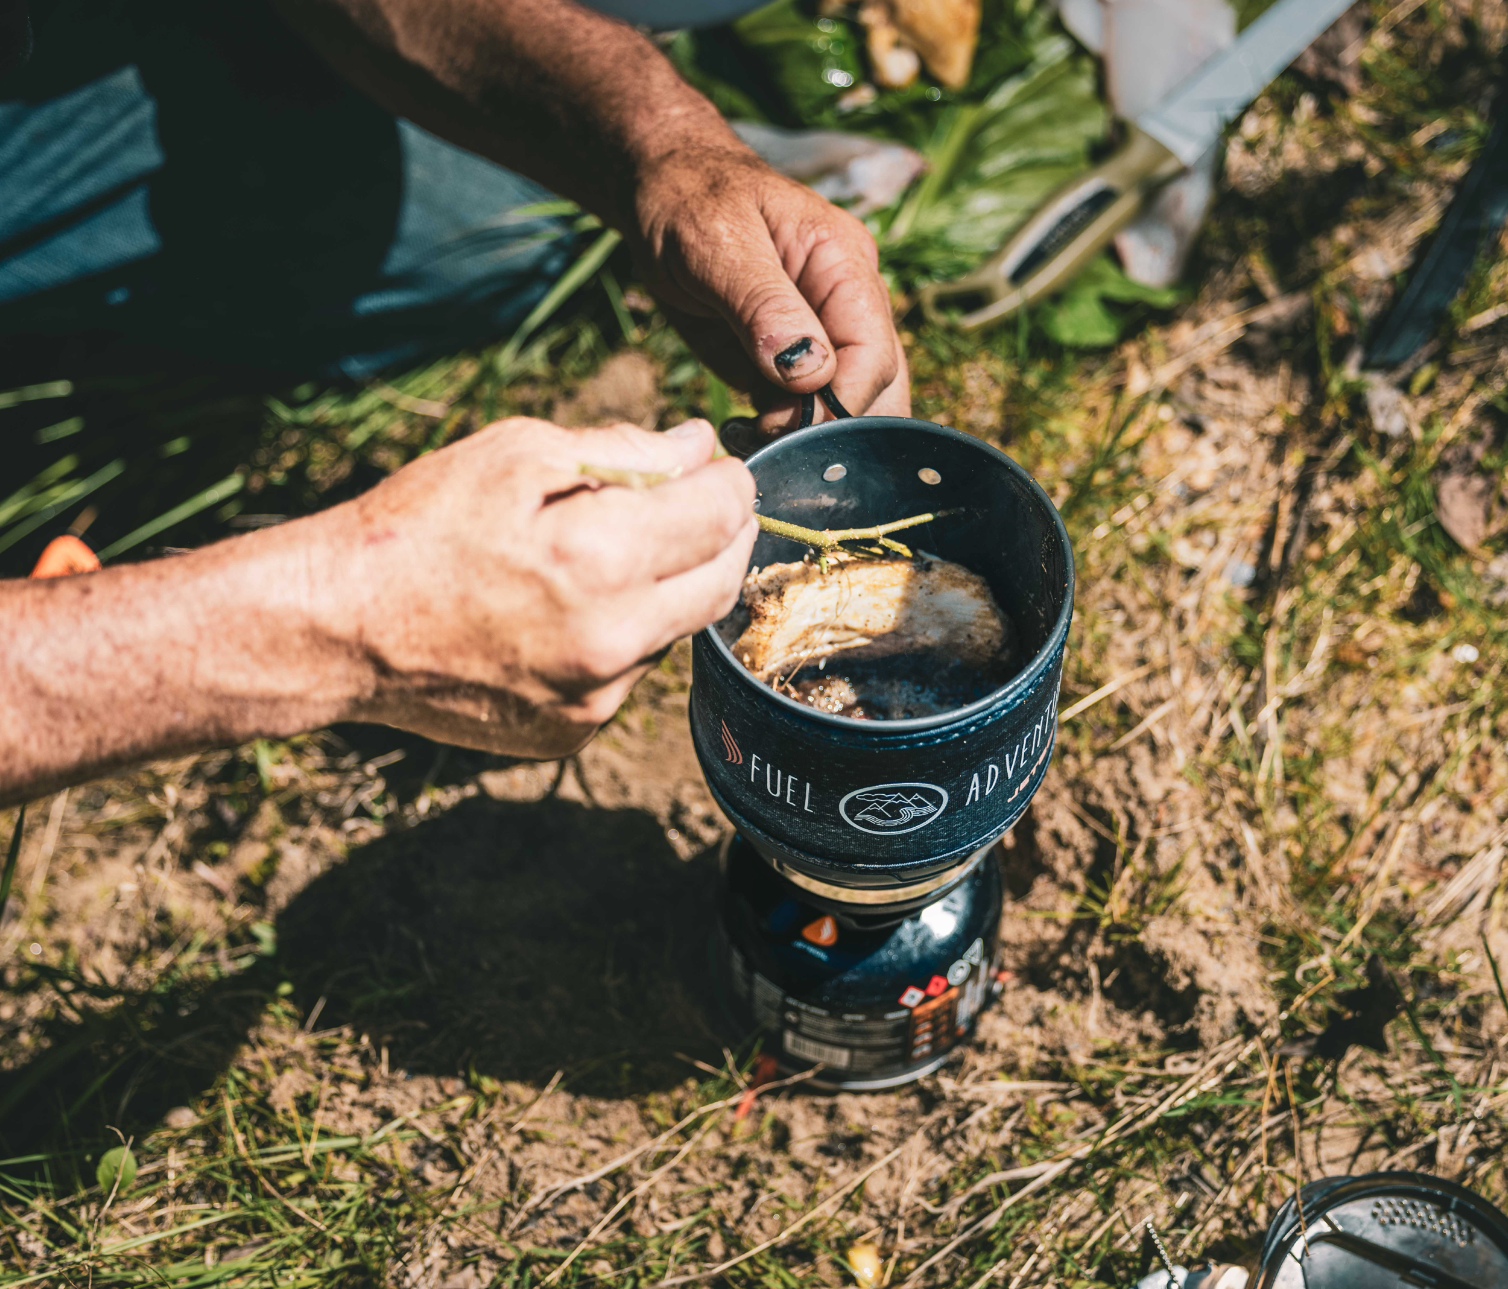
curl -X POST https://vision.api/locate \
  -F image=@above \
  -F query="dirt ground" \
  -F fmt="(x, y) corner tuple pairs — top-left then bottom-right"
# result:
(4, 3), (1508, 1285)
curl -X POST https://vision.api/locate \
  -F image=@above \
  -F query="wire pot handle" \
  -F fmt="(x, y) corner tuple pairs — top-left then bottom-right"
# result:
(719, 383), (854, 459)
(797, 384), (853, 428)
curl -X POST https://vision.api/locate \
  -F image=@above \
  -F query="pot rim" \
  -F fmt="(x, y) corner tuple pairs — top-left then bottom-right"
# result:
(701, 416), (1075, 735)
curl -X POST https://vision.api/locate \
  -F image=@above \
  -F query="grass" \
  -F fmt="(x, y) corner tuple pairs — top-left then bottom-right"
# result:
(4, 1), (1508, 1285)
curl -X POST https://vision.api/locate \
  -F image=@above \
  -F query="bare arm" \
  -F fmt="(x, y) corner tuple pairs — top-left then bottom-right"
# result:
(0, 419), (755, 809)
(271, 0), (909, 431)
(273, 0), (730, 234)
(1, 516), (359, 803)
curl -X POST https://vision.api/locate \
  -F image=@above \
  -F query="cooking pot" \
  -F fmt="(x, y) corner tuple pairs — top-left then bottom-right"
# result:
(689, 415), (1074, 889)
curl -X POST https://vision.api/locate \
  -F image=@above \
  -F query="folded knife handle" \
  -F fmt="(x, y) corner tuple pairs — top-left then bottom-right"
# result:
(920, 125), (1183, 331)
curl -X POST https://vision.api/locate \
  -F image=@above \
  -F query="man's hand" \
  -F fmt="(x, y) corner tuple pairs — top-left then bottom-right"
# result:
(632, 143), (910, 435)
(0, 419), (754, 806)
(274, 0), (910, 433)
(341, 417), (755, 757)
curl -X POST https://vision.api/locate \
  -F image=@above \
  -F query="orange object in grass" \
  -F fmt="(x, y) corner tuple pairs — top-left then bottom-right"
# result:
(29, 534), (101, 579)
(734, 1054), (780, 1121)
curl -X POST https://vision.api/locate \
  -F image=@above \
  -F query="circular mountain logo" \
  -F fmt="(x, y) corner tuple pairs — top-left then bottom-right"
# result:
(838, 782), (949, 835)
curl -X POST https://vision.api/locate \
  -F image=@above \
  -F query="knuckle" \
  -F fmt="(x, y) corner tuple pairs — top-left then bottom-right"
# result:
(836, 207), (877, 249)
(736, 277), (802, 328)
(549, 528), (626, 589)
(577, 689), (625, 727)
(572, 632), (632, 684)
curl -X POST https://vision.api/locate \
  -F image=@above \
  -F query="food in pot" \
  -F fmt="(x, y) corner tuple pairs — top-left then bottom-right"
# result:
(720, 552), (1016, 718)
(782, 655), (1006, 719)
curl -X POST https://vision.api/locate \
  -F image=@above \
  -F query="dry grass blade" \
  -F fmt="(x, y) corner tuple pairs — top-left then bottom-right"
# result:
(543, 1109), (723, 1286)
(507, 1069), (817, 1234)
(1057, 663), (1161, 721)
(656, 1137), (915, 1287)
(0, 804), (24, 928)
(1103, 696), (1176, 754)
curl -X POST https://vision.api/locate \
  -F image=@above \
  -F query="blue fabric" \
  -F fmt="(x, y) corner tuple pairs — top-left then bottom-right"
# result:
(0, 0), (578, 376)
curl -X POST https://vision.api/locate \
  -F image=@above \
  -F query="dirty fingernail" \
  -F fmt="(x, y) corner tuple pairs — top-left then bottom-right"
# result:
(774, 337), (827, 379)
(667, 418), (710, 439)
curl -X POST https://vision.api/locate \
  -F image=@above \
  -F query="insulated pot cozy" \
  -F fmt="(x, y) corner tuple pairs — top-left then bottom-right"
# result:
(690, 416), (1075, 888)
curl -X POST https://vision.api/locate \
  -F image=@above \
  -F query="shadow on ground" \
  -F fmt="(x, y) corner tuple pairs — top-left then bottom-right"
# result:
(0, 796), (725, 1158)
(277, 796), (725, 1092)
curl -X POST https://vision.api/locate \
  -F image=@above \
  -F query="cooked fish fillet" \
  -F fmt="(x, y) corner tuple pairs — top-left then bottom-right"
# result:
(731, 554), (1013, 681)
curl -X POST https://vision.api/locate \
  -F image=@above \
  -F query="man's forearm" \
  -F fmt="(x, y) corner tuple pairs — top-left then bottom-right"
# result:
(271, 0), (748, 232)
(0, 520), (364, 808)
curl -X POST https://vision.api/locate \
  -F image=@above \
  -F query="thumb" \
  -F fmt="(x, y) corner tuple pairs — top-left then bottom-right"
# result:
(564, 418), (722, 477)
(700, 225), (838, 396)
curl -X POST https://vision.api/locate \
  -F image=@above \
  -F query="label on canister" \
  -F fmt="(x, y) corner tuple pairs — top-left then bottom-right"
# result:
(727, 941), (994, 1077)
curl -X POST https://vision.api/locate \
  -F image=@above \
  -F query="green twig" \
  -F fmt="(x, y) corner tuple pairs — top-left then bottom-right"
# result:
(578, 463), (681, 490)
(755, 509), (958, 557)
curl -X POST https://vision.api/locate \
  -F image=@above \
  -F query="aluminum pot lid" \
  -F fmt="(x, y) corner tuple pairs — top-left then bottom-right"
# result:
(1254, 1171), (1508, 1288)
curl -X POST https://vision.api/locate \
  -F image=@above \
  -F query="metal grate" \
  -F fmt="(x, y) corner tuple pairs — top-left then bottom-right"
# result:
(1370, 1197), (1476, 1247)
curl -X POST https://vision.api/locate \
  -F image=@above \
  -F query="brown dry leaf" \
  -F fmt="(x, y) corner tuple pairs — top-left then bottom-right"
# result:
(860, 1), (921, 88)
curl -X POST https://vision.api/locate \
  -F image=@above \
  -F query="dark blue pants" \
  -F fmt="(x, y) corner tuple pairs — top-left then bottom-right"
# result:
(0, 0), (577, 376)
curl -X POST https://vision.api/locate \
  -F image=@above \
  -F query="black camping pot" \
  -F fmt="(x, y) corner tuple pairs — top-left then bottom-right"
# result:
(1254, 1171), (1508, 1288)
(715, 833), (1003, 1090)
(690, 416), (1074, 889)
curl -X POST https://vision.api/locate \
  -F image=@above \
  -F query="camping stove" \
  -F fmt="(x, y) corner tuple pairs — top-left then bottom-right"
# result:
(694, 412), (1072, 1087)
(715, 833), (1003, 1090)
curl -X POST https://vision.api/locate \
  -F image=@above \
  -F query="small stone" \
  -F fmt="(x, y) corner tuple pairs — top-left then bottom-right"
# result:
(1223, 558), (1256, 588)
(1365, 377), (1412, 439)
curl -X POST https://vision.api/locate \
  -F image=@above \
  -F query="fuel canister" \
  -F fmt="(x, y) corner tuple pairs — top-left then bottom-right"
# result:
(716, 834), (1003, 1090)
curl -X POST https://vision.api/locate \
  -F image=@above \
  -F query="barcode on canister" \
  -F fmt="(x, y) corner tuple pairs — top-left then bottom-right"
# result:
(784, 1030), (852, 1069)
